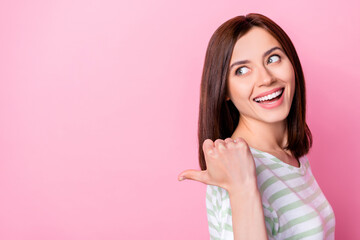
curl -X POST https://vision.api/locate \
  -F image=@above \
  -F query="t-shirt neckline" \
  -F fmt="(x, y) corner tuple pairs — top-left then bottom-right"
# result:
(249, 146), (305, 172)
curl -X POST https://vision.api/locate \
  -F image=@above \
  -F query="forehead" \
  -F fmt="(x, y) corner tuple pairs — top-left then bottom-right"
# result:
(231, 26), (282, 61)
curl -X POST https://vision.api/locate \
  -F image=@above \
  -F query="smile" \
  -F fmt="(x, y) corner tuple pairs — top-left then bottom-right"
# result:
(253, 87), (285, 109)
(254, 88), (284, 103)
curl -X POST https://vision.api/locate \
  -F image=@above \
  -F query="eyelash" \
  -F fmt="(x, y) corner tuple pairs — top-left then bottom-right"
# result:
(235, 54), (281, 76)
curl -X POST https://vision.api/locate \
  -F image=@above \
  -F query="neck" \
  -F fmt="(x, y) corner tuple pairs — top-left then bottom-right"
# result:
(231, 116), (288, 152)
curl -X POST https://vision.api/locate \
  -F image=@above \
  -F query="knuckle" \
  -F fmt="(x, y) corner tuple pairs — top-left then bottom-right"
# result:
(204, 147), (218, 158)
(218, 145), (226, 152)
(206, 148), (215, 156)
(234, 138), (248, 148)
(238, 141), (247, 147)
(235, 142), (248, 151)
(203, 138), (213, 146)
(214, 139), (225, 147)
(226, 141), (236, 148)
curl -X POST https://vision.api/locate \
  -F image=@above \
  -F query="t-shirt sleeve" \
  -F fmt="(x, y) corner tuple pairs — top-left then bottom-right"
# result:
(262, 197), (279, 239)
(206, 185), (233, 240)
(206, 185), (279, 240)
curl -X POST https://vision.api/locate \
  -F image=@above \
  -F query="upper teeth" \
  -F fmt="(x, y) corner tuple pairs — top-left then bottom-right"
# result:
(254, 89), (283, 102)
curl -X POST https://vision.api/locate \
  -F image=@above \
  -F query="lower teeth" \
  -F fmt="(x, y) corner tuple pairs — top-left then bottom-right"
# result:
(262, 100), (277, 104)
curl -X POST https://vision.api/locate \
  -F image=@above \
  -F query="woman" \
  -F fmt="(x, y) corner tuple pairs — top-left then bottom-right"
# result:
(178, 13), (335, 239)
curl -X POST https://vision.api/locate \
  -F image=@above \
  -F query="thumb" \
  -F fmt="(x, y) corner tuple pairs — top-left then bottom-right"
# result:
(178, 169), (208, 184)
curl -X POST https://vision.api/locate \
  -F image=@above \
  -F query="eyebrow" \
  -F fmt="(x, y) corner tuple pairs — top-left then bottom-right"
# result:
(229, 46), (284, 70)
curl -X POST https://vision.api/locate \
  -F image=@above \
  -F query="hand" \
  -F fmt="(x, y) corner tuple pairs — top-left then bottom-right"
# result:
(178, 137), (258, 193)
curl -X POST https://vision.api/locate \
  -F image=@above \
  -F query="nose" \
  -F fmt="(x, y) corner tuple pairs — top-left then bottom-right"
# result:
(257, 65), (275, 86)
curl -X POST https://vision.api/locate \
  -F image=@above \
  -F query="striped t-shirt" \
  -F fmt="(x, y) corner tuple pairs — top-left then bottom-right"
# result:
(206, 147), (336, 240)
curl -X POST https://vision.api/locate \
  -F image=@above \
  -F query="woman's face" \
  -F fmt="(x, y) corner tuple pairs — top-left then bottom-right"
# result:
(226, 26), (295, 124)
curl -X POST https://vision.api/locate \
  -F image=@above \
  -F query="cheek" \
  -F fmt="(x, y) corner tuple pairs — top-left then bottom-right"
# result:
(285, 68), (296, 102)
(277, 64), (295, 90)
(277, 63), (295, 82)
(228, 82), (252, 110)
(289, 68), (296, 94)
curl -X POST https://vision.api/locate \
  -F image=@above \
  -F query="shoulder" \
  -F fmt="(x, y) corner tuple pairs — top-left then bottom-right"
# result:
(300, 155), (311, 168)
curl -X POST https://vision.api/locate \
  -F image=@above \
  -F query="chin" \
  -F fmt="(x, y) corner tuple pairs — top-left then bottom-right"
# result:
(261, 110), (290, 123)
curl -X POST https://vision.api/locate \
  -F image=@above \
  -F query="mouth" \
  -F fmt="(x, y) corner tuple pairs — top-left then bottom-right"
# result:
(253, 88), (284, 104)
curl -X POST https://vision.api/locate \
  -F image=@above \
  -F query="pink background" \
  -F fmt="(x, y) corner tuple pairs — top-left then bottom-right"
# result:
(0, 0), (359, 239)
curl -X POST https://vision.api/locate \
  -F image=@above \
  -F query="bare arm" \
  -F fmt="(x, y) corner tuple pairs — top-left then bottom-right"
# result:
(228, 184), (268, 240)
(179, 138), (268, 240)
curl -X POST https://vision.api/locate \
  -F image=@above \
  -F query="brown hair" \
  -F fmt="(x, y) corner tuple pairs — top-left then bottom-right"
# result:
(198, 13), (312, 170)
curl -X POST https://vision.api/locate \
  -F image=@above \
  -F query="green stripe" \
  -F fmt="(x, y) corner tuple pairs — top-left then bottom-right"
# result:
(224, 207), (232, 217)
(325, 212), (335, 224)
(206, 192), (212, 203)
(264, 216), (274, 229)
(207, 208), (216, 217)
(268, 188), (292, 204)
(279, 211), (319, 233)
(215, 197), (221, 214)
(325, 226), (335, 238)
(263, 204), (274, 213)
(294, 176), (315, 191)
(208, 221), (220, 233)
(256, 163), (283, 175)
(316, 199), (329, 212)
(264, 216), (276, 235)
(265, 225), (272, 236)
(252, 153), (267, 158)
(223, 192), (229, 201)
(224, 223), (233, 232)
(211, 188), (217, 196)
(268, 176), (315, 204)
(278, 188), (322, 218)
(267, 163), (284, 170)
(260, 176), (278, 194)
(284, 225), (323, 240)
(282, 172), (302, 180)
(256, 164), (267, 175)
(209, 233), (221, 240)
(259, 172), (300, 194)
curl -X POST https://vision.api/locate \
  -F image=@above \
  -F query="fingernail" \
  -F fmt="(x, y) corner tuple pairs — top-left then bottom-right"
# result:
(178, 176), (184, 181)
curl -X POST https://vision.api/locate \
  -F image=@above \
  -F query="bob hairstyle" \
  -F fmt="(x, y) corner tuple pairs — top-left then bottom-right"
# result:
(198, 13), (312, 170)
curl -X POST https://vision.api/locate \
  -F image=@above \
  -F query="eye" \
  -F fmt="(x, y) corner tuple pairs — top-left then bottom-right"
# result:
(235, 66), (250, 76)
(267, 54), (281, 64)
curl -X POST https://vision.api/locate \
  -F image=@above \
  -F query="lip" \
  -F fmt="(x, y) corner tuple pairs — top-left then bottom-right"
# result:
(253, 87), (284, 100)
